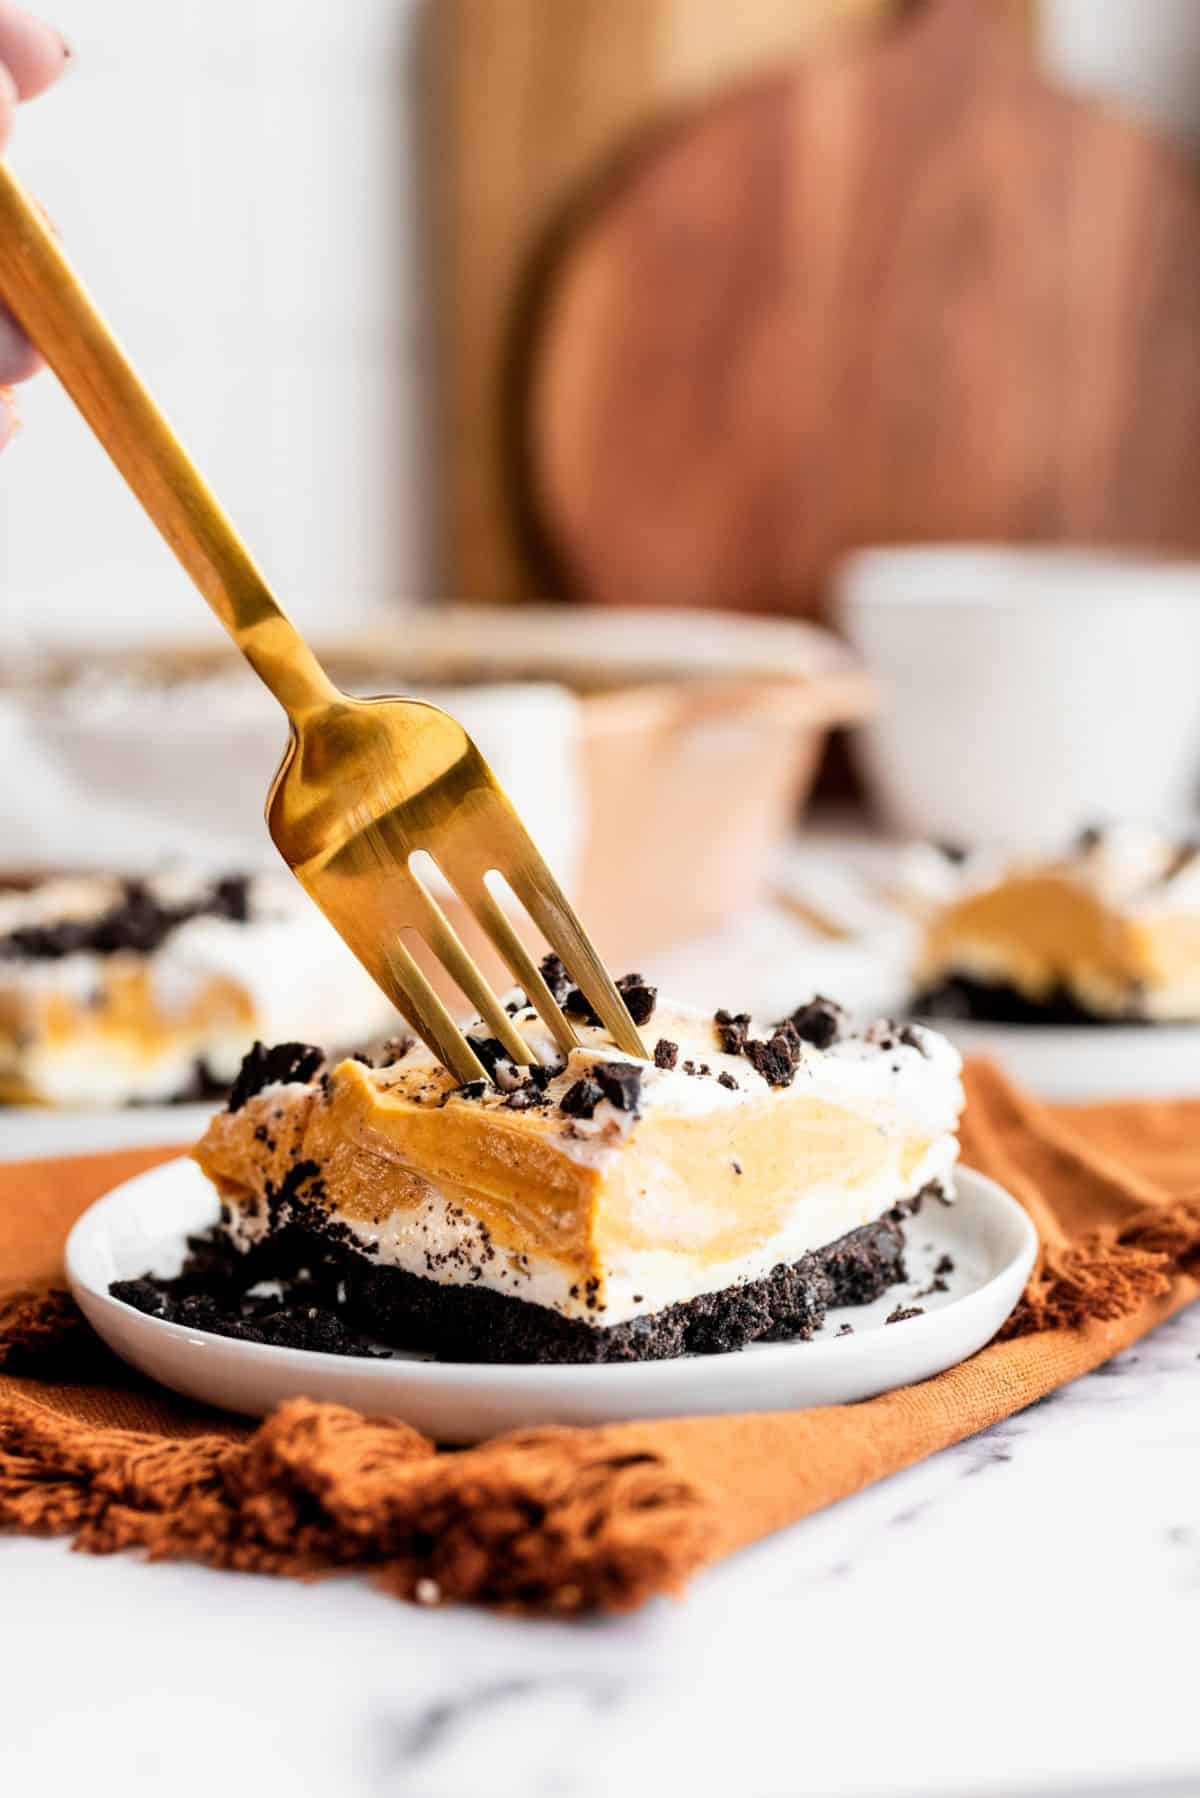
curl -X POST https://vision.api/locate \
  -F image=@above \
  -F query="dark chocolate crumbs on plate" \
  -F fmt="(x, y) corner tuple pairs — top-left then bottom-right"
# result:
(654, 1038), (679, 1070)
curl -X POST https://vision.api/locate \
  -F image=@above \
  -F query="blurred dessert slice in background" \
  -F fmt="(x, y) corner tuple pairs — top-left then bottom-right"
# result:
(2, 608), (873, 994)
(909, 826), (1200, 1025)
(0, 870), (398, 1107)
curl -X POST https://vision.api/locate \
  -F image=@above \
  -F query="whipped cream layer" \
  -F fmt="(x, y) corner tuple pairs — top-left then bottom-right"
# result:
(206, 1000), (963, 1328)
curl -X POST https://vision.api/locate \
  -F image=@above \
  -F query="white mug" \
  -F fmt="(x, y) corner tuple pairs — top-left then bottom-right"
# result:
(836, 545), (1200, 847)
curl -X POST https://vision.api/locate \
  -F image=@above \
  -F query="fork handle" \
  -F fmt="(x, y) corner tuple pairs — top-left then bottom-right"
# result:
(0, 161), (337, 722)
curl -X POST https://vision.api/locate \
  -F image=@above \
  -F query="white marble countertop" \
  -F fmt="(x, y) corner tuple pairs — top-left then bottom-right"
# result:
(6, 891), (1200, 1798)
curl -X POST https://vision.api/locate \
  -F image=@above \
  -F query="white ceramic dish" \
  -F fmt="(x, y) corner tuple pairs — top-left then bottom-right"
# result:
(837, 545), (1200, 844)
(66, 1161), (1036, 1444)
(925, 1017), (1200, 1102)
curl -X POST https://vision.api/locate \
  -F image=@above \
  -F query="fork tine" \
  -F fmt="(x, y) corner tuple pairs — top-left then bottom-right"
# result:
(373, 936), (489, 1086)
(444, 874), (581, 1061)
(404, 869), (538, 1066)
(505, 858), (648, 1060)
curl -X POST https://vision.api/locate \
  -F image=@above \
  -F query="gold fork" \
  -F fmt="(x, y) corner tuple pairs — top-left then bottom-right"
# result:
(0, 164), (646, 1083)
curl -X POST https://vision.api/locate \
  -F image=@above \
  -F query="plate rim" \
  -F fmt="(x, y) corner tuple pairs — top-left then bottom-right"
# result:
(66, 1158), (1037, 1387)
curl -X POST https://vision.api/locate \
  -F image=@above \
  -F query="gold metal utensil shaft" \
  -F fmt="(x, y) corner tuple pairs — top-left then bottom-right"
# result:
(0, 162), (330, 719)
(0, 160), (648, 1081)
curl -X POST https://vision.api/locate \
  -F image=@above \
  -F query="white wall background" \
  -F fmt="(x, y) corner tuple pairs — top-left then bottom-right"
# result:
(4, 2), (1200, 659)
(1040, 0), (1200, 151)
(0, 0), (432, 654)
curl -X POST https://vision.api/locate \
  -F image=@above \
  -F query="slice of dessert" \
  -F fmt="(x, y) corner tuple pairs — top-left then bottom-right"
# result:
(0, 870), (397, 1106)
(911, 825), (1200, 1025)
(125, 972), (964, 1363)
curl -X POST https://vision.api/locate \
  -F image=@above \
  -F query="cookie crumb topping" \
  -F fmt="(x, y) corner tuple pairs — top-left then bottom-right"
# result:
(714, 1009), (750, 1054)
(228, 1041), (324, 1112)
(592, 1061), (644, 1114)
(781, 995), (846, 1049)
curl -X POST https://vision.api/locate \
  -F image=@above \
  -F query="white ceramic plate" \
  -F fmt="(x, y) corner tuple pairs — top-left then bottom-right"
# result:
(927, 1017), (1200, 1102)
(66, 1160), (1036, 1444)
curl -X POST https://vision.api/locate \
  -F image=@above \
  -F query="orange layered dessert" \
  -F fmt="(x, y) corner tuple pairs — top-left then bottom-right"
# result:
(0, 871), (396, 1105)
(114, 972), (965, 1363)
(912, 827), (1200, 1024)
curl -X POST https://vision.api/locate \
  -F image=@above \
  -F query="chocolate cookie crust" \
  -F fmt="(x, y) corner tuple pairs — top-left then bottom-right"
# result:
(109, 1199), (930, 1366)
(913, 974), (1150, 1027)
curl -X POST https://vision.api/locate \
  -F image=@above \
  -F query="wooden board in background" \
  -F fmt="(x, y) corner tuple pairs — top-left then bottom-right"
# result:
(526, 0), (1200, 620)
(433, 0), (1035, 607)
(435, 0), (910, 605)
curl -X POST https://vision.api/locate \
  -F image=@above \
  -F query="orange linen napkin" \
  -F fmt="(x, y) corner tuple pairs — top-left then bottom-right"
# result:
(2, 1060), (1198, 1614)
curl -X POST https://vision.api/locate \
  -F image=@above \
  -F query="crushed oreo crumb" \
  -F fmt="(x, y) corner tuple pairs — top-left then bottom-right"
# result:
(560, 1076), (603, 1119)
(714, 1009), (750, 1054)
(504, 1082), (541, 1110)
(836, 1322), (854, 1336)
(782, 995), (846, 1050)
(228, 1041), (324, 1113)
(717, 1070), (738, 1091)
(563, 971), (657, 1029)
(441, 1079), (487, 1105)
(654, 1038), (679, 1070)
(466, 1035), (509, 1082)
(0, 872), (259, 962)
(212, 874), (252, 922)
(592, 1061), (643, 1113)
(935, 1253), (955, 1276)
(866, 1017), (927, 1057)
(886, 1304), (925, 1324)
(731, 1159), (743, 1176)
(615, 973), (657, 1026)
(744, 1030), (799, 1088)
(539, 953), (570, 1004)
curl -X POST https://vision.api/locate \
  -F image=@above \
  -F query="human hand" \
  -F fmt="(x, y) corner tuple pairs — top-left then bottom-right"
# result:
(0, 3), (70, 448)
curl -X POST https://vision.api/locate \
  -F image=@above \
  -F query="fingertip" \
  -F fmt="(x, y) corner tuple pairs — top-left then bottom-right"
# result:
(0, 303), (41, 383)
(0, 57), (16, 146)
(0, 4), (68, 100)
